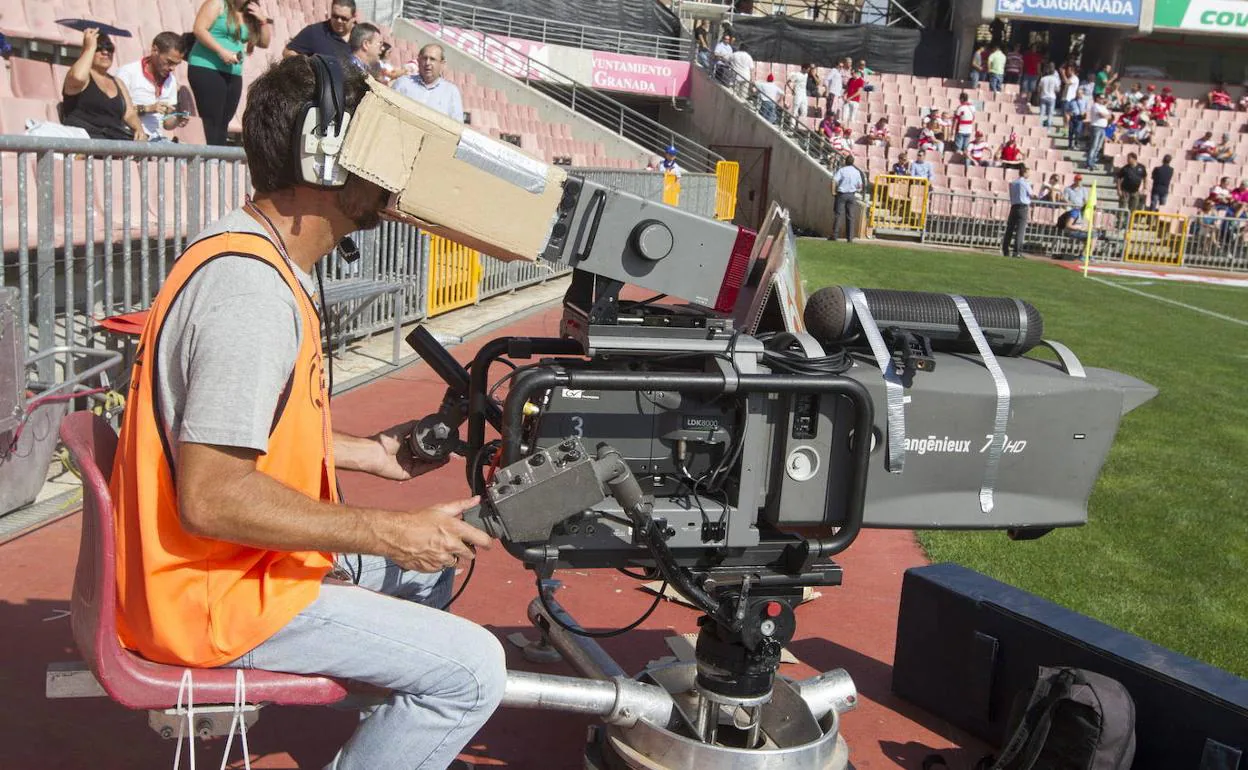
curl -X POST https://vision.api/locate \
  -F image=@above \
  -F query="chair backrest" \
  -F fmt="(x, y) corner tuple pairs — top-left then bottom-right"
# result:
(61, 411), (122, 696)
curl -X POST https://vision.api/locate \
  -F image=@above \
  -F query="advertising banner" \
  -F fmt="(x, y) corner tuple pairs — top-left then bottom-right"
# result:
(1154, 0), (1248, 35)
(590, 52), (691, 98)
(994, 0), (1141, 27)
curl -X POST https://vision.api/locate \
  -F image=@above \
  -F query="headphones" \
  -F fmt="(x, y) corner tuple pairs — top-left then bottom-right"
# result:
(294, 54), (352, 188)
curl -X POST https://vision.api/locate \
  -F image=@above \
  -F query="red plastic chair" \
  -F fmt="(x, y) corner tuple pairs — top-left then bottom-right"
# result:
(60, 411), (348, 709)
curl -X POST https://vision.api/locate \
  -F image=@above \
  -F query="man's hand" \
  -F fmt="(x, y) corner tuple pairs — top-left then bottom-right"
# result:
(334, 422), (448, 481)
(380, 496), (492, 573)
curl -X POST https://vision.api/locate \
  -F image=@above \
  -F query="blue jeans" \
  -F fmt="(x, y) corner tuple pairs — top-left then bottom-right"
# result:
(226, 554), (506, 770)
(1150, 190), (1169, 210)
(1086, 125), (1106, 169)
(760, 100), (777, 124)
(970, 70), (981, 87)
(1021, 75), (1038, 95)
(954, 132), (971, 154)
(1067, 116), (1084, 148)
(1039, 96), (1055, 127)
(696, 50), (710, 70)
(989, 73), (1003, 92)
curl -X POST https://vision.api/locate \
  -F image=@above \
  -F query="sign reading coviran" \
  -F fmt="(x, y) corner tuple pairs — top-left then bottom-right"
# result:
(1154, 0), (1248, 34)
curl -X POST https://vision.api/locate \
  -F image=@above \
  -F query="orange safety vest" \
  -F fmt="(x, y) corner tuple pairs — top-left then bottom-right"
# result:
(110, 231), (338, 668)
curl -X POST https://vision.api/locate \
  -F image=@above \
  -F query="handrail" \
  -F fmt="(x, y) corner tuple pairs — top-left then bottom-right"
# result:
(403, 20), (723, 173)
(0, 134), (245, 159)
(403, 0), (690, 61)
(706, 62), (846, 176)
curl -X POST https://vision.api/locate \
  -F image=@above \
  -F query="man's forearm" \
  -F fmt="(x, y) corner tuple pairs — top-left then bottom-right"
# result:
(333, 430), (383, 473)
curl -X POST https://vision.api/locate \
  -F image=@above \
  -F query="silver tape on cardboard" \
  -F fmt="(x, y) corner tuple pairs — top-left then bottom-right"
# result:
(454, 128), (550, 194)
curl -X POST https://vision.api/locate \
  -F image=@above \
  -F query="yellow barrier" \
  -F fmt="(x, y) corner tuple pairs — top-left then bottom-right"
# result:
(663, 173), (681, 207)
(1123, 210), (1188, 266)
(426, 235), (481, 317)
(715, 160), (739, 221)
(869, 174), (930, 233)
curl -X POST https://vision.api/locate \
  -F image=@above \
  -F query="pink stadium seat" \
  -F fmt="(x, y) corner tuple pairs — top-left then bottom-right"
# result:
(24, 0), (78, 44)
(0, 97), (54, 133)
(11, 58), (59, 101)
(172, 116), (206, 145)
(0, 61), (14, 99)
(0, 1), (32, 36)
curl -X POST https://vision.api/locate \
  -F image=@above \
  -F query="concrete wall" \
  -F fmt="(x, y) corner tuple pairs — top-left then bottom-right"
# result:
(668, 66), (836, 234)
(392, 19), (653, 168)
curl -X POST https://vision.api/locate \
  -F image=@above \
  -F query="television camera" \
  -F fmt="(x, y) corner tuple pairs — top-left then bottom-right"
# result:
(403, 179), (1156, 769)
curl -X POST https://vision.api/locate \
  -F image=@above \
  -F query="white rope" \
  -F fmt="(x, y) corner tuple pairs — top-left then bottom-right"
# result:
(172, 669), (197, 770)
(219, 670), (252, 770)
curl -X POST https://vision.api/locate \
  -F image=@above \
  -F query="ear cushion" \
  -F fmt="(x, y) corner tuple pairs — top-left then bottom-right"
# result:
(291, 54), (351, 188)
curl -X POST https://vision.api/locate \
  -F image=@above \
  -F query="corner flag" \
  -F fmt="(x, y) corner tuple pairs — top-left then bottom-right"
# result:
(1082, 182), (1097, 276)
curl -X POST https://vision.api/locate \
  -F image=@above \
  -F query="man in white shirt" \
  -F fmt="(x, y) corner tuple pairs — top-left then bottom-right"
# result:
(115, 32), (189, 141)
(1085, 94), (1111, 171)
(729, 43), (754, 96)
(757, 73), (783, 124)
(786, 65), (809, 122)
(712, 34), (734, 82)
(393, 43), (464, 123)
(953, 91), (975, 156)
(829, 154), (865, 242)
(1061, 65), (1080, 107)
(822, 60), (846, 118)
(1037, 64), (1061, 128)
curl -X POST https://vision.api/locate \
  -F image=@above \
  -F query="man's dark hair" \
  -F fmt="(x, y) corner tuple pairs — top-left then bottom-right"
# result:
(152, 31), (187, 55)
(1127, 153), (1137, 161)
(737, 43), (748, 53)
(349, 22), (379, 52)
(1162, 154), (1172, 164)
(959, 91), (968, 102)
(242, 56), (368, 194)
(331, 0), (356, 10)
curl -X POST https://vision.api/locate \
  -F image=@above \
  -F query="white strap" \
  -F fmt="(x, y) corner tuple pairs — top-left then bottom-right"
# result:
(844, 287), (906, 473)
(950, 295), (1011, 514)
(220, 670), (252, 770)
(173, 669), (197, 770)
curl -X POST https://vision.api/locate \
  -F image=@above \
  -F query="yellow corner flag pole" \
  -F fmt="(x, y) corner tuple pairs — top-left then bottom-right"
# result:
(1082, 181), (1097, 277)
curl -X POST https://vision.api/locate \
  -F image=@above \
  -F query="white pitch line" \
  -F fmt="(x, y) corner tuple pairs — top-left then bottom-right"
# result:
(1089, 276), (1248, 327)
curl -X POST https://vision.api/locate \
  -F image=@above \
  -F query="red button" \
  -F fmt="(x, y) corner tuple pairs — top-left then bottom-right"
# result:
(764, 601), (782, 618)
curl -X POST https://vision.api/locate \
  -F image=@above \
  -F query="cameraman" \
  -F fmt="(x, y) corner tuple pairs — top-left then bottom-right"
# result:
(111, 57), (504, 768)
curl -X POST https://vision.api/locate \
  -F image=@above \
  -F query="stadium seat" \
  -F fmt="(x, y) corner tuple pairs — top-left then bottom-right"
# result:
(11, 58), (59, 101)
(0, 1), (32, 37)
(0, 97), (55, 133)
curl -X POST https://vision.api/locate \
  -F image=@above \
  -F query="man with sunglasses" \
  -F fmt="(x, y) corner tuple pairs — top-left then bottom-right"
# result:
(283, 0), (355, 60)
(116, 32), (191, 141)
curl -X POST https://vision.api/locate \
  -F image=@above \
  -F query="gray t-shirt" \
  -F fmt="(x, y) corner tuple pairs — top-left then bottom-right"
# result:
(155, 208), (319, 456)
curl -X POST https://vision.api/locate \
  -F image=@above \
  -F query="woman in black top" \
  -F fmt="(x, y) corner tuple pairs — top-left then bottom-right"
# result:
(61, 29), (141, 141)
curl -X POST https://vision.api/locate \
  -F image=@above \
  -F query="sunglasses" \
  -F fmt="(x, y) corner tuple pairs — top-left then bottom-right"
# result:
(97, 47), (115, 55)
(330, 13), (353, 22)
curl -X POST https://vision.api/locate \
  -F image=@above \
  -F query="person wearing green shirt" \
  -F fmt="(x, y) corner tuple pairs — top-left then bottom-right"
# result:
(986, 45), (1006, 93)
(1094, 64), (1117, 97)
(187, 0), (273, 145)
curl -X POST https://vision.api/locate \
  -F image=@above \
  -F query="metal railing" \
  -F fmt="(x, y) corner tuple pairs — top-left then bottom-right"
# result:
(410, 22), (722, 173)
(403, 0), (690, 60)
(703, 60), (846, 176)
(0, 137), (724, 373)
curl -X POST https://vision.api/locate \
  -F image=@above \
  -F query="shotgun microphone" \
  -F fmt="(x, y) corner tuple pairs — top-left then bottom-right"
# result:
(804, 286), (1044, 357)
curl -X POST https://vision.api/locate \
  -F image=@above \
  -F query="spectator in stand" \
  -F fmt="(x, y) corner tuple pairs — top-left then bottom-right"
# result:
(1085, 93), (1111, 170)
(1116, 152), (1147, 212)
(969, 43), (986, 88)
(1037, 64), (1060, 127)
(1126, 82), (1145, 106)
(1214, 132), (1238, 163)
(1142, 83), (1157, 109)
(908, 149), (934, 182)
(347, 22), (382, 76)
(998, 134), (1027, 170)
(1038, 173), (1062, 202)
(1021, 45), (1043, 95)
(953, 91), (975, 155)
(1195, 199), (1222, 249)
(1093, 63), (1117, 97)
(1105, 81), (1127, 112)
(284, 0), (353, 59)
(1208, 81), (1234, 111)
(966, 130), (992, 167)
(712, 33), (733, 82)
(829, 154), (865, 243)
(822, 60), (844, 118)
(917, 118), (943, 154)
(868, 116), (891, 151)
(1063, 174), (1088, 223)
(394, 43), (464, 122)
(829, 126), (854, 157)
(376, 43), (397, 84)
(1116, 105), (1150, 145)
(805, 61), (820, 104)
(1149, 90), (1172, 126)
(729, 43), (754, 95)
(1003, 165), (1032, 258)
(986, 45), (1006, 92)
(840, 67), (865, 126)
(1192, 131), (1218, 161)
(891, 150), (910, 176)
(693, 20), (711, 70)
(1238, 87), (1248, 111)
(855, 59), (875, 77)
(1149, 154), (1173, 210)
(1234, 179), (1248, 205)
(1004, 44), (1023, 86)
(1208, 176), (1234, 214)
(188, 0), (272, 146)
(1060, 63), (1079, 112)
(786, 64), (809, 124)
(61, 30), (142, 141)
(818, 112), (839, 139)
(1064, 88), (1088, 149)
(115, 31), (191, 141)
(757, 73), (782, 124)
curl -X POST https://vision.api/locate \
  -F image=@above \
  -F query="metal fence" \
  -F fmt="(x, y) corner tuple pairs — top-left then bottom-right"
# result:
(404, 0), (690, 60)
(0, 136), (722, 377)
(915, 188), (1248, 272)
(409, 21), (722, 173)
